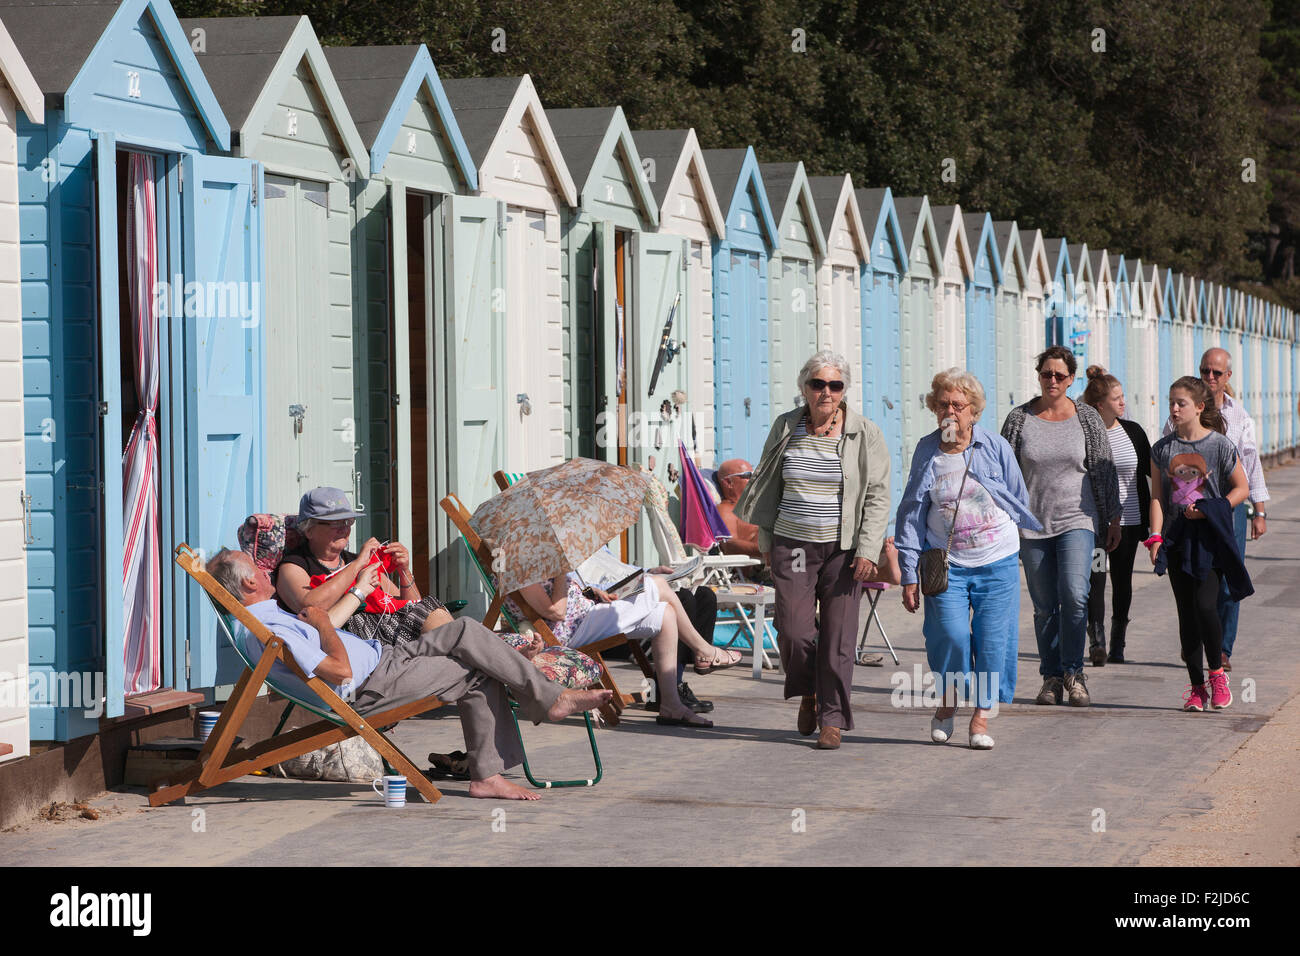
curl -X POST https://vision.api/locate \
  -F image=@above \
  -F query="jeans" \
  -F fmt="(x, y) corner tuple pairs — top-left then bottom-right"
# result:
(1020, 529), (1095, 677)
(1216, 503), (1249, 657)
(922, 554), (1021, 708)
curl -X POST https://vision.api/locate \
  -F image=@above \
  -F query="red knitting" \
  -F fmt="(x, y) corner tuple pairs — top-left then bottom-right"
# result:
(308, 547), (410, 614)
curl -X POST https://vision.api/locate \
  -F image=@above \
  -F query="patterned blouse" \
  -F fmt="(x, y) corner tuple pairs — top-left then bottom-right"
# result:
(504, 573), (594, 644)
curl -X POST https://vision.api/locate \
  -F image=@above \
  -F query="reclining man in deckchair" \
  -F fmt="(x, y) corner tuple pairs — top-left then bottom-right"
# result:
(207, 548), (612, 801)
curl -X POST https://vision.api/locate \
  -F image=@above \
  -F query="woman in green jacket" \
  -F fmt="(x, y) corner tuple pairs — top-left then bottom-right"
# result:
(735, 350), (891, 749)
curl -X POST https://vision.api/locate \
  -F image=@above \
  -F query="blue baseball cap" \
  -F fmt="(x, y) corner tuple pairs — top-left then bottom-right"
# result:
(297, 487), (364, 522)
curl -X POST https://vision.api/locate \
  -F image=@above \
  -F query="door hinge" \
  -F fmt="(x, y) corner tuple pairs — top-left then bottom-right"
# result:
(185, 640), (191, 681)
(177, 160), (183, 194)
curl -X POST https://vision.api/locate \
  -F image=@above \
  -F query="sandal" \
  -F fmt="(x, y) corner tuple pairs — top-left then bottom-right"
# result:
(694, 648), (742, 675)
(426, 750), (471, 780)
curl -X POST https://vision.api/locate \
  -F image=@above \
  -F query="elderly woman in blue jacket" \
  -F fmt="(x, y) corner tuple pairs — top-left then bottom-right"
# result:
(894, 369), (1041, 750)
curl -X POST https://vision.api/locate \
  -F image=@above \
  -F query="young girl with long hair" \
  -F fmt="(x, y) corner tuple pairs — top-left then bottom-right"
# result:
(1148, 377), (1250, 711)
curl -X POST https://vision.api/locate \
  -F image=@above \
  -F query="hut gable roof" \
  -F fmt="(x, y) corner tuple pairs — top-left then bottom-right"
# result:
(548, 105), (657, 223)
(808, 174), (868, 263)
(857, 186), (909, 274)
(2, 0), (228, 143)
(326, 44), (474, 185)
(185, 14), (365, 172)
(962, 211), (1003, 285)
(442, 74), (576, 207)
(760, 161), (826, 259)
(931, 204), (975, 279)
(630, 128), (723, 237)
(993, 220), (1027, 285)
(702, 146), (778, 247)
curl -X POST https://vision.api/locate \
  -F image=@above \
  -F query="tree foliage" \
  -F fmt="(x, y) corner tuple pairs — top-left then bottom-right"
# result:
(174, 0), (1286, 303)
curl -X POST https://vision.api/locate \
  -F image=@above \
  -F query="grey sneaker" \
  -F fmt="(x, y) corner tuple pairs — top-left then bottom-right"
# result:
(1035, 676), (1064, 705)
(1063, 671), (1091, 707)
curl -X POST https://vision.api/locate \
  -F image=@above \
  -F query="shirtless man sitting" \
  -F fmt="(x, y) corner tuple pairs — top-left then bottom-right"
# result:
(715, 459), (762, 562)
(207, 548), (611, 801)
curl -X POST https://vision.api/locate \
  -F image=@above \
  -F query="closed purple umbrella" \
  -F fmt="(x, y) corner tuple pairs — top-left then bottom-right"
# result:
(678, 442), (730, 549)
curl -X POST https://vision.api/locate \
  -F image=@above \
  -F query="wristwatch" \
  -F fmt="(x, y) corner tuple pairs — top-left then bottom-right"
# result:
(348, 586), (368, 603)
(1253, 511), (1267, 519)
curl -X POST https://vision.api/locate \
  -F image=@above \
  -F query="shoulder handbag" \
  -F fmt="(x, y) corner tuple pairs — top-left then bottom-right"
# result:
(917, 450), (972, 596)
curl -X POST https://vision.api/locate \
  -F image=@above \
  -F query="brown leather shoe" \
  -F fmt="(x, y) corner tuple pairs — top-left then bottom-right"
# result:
(797, 695), (817, 736)
(817, 726), (841, 750)
(1222, 654), (1232, 672)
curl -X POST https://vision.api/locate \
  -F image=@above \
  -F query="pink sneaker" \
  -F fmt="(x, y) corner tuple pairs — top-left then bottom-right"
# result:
(1208, 671), (1232, 710)
(1182, 683), (1209, 712)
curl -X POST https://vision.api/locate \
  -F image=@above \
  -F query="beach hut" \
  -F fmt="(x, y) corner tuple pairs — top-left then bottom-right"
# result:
(325, 44), (477, 598)
(1067, 244), (1095, 397)
(808, 175), (868, 394)
(187, 15), (368, 520)
(1264, 301), (1278, 456)
(1193, 278), (1209, 365)
(1160, 268), (1178, 393)
(0, 16), (41, 762)
(442, 76), (578, 485)
(931, 205), (974, 373)
(1290, 308), (1298, 452)
(13, 0), (255, 735)
(962, 212), (1003, 410)
(858, 187), (909, 500)
(547, 106), (672, 566)
(1127, 258), (1159, 435)
(1175, 274), (1196, 379)
(631, 128), (726, 467)
(1043, 238), (1075, 350)
(895, 195), (943, 456)
(703, 147), (779, 464)
(1017, 227), (1052, 414)
(1087, 249), (1112, 377)
(1107, 254), (1129, 387)
(762, 162), (825, 416)
(992, 220), (1029, 424)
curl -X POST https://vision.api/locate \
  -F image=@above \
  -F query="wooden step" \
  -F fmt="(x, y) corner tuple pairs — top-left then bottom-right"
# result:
(122, 688), (205, 720)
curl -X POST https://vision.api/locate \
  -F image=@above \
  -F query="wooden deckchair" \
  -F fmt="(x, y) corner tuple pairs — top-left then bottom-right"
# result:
(437, 492), (654, 727)
(149, 544), (447, 807)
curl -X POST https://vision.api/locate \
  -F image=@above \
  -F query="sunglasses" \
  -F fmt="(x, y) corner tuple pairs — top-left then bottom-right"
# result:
(723, 471), (754, 481)
(1199, 368), (1226, 378)
(1038, 371), (1070, 383)
(807, 379), (845, 393)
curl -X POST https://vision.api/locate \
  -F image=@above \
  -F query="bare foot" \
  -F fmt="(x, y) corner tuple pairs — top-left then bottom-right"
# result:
(969, 711), (989, 736)
(468, 774), (540, 801)
(547, 687), (614, 721)
(520, 634), (544, 660)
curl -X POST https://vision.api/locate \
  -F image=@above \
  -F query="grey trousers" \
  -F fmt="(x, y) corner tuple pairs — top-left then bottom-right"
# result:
(352, 617), (564, 779)
(771, 535), (863, 731)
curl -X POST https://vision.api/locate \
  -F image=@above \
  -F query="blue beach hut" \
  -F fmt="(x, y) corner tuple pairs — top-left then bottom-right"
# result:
(1043, 238), (1074, 350)
(894, 195), (943, 459)
(703, 147), (778, 464)
(963, 212), (1003, 407)
(1107, 253), (1129, 387)
(992, 220), (1028, 423)
(9, 0), (257, 735)
(857, 187), (909, 505)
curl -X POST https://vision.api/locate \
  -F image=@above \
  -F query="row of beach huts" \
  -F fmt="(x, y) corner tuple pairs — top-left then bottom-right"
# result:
(0, 0), (1296, 759)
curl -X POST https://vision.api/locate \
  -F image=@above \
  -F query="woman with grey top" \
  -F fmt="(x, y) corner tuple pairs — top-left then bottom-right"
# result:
(1001, 346), (1121, 707)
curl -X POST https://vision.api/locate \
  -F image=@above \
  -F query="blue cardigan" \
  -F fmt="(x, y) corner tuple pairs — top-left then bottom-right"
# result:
(893, 423), (1043, 585)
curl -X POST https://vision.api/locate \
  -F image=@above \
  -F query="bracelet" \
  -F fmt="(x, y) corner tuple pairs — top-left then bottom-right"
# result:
(399, 572), (416, 588)
(348, 586), (368, 603)
(1142, 534), (1163, 547)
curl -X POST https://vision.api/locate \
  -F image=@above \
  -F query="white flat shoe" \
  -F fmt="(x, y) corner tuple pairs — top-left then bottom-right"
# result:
(930, 714), (954, 743)
(969, 733), (995, 750)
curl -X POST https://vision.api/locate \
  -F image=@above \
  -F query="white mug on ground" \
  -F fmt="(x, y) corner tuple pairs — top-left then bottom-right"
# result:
(372, 774), (407, 808)
(197, 710), (220, 742)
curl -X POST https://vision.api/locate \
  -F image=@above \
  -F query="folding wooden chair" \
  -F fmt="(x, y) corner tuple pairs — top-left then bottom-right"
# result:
(149, 544), (447, 807)
(438, 492), (654, 727)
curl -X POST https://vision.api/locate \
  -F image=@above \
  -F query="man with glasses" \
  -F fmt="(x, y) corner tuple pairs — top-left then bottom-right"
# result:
(1162, 348), (1269, 670)
(716, 459), (761, 562)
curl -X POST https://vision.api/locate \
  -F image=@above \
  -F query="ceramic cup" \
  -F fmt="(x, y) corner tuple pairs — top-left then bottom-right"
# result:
(197, 710), (220, 742)
(372, 774), (407, 808)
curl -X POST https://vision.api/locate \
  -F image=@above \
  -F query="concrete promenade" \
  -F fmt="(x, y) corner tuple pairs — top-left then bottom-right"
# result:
(3, 462), (1298, 866)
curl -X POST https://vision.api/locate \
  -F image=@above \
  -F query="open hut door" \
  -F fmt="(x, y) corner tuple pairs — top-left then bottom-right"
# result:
(631, 232), (687, 566)
(183, 153), (264, 689)
(442, 193), (505, 615)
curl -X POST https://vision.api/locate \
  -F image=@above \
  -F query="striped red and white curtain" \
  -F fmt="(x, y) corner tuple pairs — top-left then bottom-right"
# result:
(122, 151), (161, 695)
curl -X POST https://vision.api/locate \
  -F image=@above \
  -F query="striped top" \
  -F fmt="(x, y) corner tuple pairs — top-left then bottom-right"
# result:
(772, 420), (844, 543)
(1106, 422), (1142, 526)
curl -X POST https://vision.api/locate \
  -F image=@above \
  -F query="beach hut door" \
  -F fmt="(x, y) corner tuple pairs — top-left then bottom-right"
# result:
(182, 153), (265, 689)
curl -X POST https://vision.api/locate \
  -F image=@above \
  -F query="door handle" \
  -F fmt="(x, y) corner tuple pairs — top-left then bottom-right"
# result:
(517, 393), (532, 416)
(744, 397), (751, 417)
(883, 396), (894, 410)
(289, 403), (306, 435)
